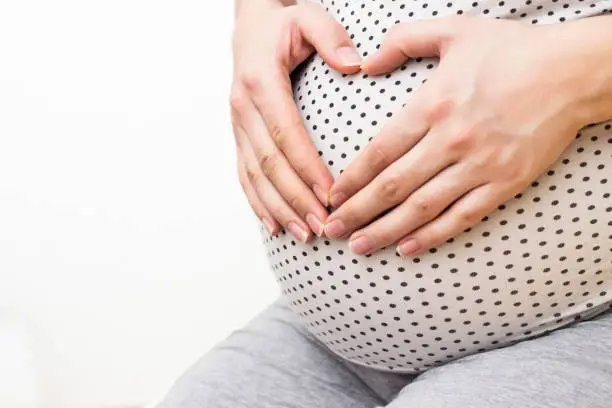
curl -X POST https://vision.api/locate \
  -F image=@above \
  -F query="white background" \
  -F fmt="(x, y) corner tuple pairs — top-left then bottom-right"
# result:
(0, 1), (279, 407)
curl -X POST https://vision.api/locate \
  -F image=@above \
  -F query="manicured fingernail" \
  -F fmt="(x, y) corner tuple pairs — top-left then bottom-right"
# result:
(329, 192), (347, 207)
(313, 184), (328, 206)
(288, 221), (309, 243)
(306, 213), (324, 237)
(349, 235), (373, 255)
(262, 217), (276, 235)
(335, 46), (362, 67)
(397, 238), (420, 256)
(324, 219), (346, 239)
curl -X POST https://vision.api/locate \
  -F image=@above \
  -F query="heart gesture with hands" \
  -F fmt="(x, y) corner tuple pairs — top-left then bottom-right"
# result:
(230, 1), (362, 242)
(324, 16), (609, 257)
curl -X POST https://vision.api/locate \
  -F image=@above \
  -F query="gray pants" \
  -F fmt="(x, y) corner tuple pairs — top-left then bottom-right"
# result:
(157, 298), (612, 408)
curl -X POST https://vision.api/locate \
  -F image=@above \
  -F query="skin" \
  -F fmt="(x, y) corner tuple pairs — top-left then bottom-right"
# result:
(232, 1), (612, 255)
(323, 15), (612, 257)
(230, 0), (362, 242)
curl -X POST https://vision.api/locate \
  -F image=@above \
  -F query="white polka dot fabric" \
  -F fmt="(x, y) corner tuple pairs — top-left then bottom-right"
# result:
(261, 0), (612, 373)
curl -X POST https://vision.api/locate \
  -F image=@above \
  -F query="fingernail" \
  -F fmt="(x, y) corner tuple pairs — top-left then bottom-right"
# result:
(349, 235), (373, 255)
(324, 219), (346, 239)
(397, 238), (420, 256)
(329, 192), (347, 207)
(335, 46), (362, 67)
(313, 184), (328, 206)
(287, 221), (309, 243)
(306, 213), (324, 237)
(262, 217), (276, 235)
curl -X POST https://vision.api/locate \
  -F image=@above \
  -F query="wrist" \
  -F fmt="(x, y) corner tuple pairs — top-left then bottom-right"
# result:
(543, 16), (612, 128)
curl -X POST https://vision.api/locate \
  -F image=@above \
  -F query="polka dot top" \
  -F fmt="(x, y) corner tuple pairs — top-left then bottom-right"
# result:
(261, 0), (612, 373)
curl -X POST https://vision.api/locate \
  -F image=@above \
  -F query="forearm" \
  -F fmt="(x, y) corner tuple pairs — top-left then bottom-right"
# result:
(234, 0), (296, 17)
(551, 15), (612, 127)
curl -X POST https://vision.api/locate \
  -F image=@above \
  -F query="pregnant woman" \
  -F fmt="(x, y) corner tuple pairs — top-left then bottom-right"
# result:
(159, 0), (612, 407)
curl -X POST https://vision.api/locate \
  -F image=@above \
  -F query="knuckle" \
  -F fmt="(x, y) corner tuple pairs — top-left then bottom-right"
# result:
(288, 195), (301, 211)
(485, 146), (525, 181)
(410, 195), (433, 215)
(378, 173), (404, 203)
(470, 151), (491, 172)
(425, 96), (455, 123)
(457, 208), (479, 225)
(269, 121), (306, 153)
(229, 91), (247, 114)
(270, 120), (302, 150)
(445, 124), (477, 152)
(259, 150), (282, 178)
(246, 165), (262, 187)
(370, 144), (390, 170)
(269, 123), (286, 148)
(240, 72), (261, 93)
(471, 145), (500, 171)
(291, 158), (308, 178)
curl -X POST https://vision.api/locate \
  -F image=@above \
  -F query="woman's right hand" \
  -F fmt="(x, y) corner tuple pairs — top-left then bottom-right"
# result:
(230, 1), (361, 242)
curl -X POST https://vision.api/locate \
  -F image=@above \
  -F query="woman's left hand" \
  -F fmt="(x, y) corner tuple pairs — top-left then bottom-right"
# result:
(323, 16), (594, 256)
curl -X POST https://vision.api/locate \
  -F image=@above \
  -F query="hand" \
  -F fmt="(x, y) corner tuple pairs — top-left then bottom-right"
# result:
(231, 1), (362, 241)
(324, 16), (590, 256)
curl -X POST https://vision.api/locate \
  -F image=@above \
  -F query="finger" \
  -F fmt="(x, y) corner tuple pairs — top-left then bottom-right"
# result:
(324, 127), (457, 239)
(240, 4), (360, 205)
(396, 183), (507, 256)
(242, 69), (333, 207)
(327, 91), (431, 207)
(346, 163), (483, 255)
(240, 93), (328, 236)
(361, 16), (465, 75)
(290, 3), (363, 73)
(232, 112), (281, 234)
(236, 147), (280, 236)
(239, 126), (315, 243)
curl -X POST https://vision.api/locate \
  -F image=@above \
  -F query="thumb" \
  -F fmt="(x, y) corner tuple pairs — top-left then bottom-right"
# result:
(361, 17), (462, 75)
(291, 3), (362, 74)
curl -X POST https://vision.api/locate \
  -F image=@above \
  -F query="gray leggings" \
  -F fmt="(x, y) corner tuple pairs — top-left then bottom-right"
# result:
(157, 298), (612, 408)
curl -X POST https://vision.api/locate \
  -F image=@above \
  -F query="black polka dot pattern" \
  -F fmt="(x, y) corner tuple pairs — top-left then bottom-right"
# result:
(261, 0), (612, 373)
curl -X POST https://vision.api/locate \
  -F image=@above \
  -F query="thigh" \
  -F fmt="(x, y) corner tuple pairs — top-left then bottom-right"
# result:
(156, 297), (406, 408)
(387, 303), (612, 408)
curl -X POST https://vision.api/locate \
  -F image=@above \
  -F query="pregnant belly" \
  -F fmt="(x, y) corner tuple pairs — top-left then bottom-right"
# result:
(261, 0), (612, 373)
